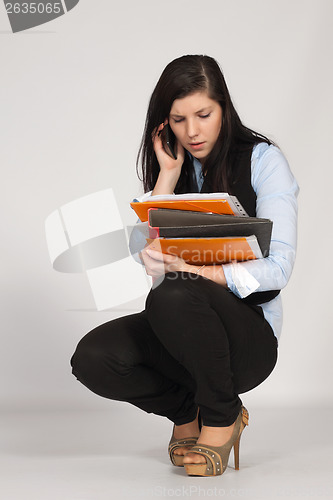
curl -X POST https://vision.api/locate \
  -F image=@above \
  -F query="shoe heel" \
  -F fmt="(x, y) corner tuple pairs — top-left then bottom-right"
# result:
(233, 433), (241, 470)
(234, 408), (249, 471)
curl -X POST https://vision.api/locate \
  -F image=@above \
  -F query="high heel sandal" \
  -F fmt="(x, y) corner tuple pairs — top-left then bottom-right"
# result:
(168, 410), (202, 467)
(183, 406), (249, 477)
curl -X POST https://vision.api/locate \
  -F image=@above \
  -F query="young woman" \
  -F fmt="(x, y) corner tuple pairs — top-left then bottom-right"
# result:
(70, 55), (299, 477)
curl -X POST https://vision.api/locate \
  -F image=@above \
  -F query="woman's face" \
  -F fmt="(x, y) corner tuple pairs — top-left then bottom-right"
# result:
(169, 91), (222, 164)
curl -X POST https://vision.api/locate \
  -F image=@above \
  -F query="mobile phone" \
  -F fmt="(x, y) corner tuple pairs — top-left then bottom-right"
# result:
(160, 123), (177, 160)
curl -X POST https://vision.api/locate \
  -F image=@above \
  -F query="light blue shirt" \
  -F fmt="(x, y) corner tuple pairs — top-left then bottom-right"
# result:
(130, 143), (299, 341)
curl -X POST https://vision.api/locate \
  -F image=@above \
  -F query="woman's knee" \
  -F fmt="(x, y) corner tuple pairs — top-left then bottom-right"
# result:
(70, 315), (148, 381)
(70, 333), (106, 381)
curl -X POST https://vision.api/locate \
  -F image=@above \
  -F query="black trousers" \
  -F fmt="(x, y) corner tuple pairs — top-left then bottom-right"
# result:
(71, 272), (278, 427)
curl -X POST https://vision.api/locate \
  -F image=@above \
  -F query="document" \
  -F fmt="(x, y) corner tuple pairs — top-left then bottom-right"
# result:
(130, 192), (248, 222)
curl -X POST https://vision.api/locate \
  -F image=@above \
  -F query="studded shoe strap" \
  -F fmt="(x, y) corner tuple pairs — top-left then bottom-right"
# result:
(169, 438), (198, 461)
(187, 445), (223, 475)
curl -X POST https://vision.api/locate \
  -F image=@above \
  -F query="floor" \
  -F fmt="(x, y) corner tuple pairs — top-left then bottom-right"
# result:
(1, 405), (332, 500)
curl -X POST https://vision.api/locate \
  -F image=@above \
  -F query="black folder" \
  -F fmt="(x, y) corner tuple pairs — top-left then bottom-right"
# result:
(148, 208), (272, 257)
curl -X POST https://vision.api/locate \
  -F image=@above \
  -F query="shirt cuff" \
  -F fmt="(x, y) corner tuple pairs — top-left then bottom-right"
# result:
(222, 262), (260, 299)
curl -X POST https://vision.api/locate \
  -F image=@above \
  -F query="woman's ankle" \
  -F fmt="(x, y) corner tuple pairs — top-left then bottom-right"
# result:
(173, 408), (200, 438)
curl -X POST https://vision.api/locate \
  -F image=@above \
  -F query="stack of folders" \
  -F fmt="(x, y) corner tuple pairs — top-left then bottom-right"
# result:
(130, 194), (272, 265)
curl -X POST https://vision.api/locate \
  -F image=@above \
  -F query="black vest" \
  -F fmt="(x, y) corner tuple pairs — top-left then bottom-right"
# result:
(195, 146), (280, 305)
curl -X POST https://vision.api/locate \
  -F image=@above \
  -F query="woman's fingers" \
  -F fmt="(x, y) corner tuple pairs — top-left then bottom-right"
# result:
(140, 247), (166, 277)
(141, 247), (183, 278)
(152, 122), (165, 143)
(151, 123), (166, 160)
(151, 121), (184, 175)
(144, 247), (187, 276)
(146, 248), (165, 261)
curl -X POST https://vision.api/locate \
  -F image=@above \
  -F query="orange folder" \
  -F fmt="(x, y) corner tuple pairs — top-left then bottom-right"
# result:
(145, 236), (262, 265)
(130, 199), (237, 222)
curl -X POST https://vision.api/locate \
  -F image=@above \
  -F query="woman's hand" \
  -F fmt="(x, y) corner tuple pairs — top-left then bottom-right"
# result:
(139, 246), (189, 278)
(152, 120), (185, 174)
(139, 246), (228, 287)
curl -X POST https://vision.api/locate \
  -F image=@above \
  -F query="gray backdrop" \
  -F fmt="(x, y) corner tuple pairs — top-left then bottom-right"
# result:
(1, 0), (332, 413)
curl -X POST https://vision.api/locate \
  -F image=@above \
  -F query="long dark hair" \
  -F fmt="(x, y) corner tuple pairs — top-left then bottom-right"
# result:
(136, 55), (273, 194)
